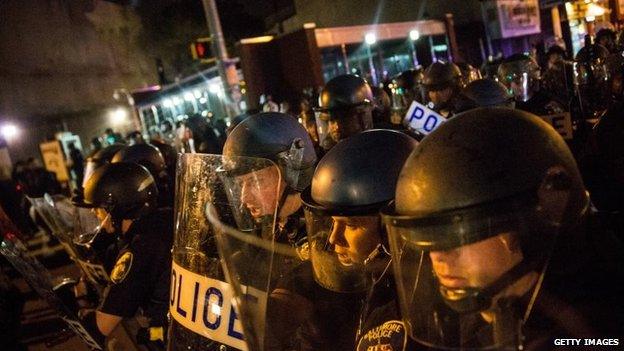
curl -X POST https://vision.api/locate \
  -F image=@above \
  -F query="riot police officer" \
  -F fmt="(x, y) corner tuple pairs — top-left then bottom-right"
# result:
(381, 108), (624, 350)
(421, 61), (463, 117)
(111, 143), (173, 208)
(455, 78), (514, 113)
(498, 54), (565, 116)
(249, 129), (418, 350)
(314, 74), (374, 150)
(456, 62), (482, 87)
(80, 162), (173, 348)
(222, 112), (317, 245)
(574, 42), (611, 119)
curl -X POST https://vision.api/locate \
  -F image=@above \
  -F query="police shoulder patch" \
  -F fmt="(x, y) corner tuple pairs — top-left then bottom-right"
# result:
(357, 320), (407, 351)
(110, 251), (133, 284)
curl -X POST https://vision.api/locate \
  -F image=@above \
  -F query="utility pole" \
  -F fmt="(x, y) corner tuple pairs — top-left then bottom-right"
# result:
(201, 0), (240, 116)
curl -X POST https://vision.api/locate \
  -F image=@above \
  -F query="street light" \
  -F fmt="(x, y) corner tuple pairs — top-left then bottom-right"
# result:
(365, 32), (378, 86)
(409, 29), (420, 68)
(1, 123), (19, 141)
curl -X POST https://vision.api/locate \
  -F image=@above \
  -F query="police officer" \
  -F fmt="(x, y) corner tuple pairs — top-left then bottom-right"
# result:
(596, 28), (617, 54)
(381, 108), (624, 350)
(223, 112), (317, 245)
(80, 162), (173, 348)
(314, 74), (374, 150)
(421, 61), (463, 117)
(265, 129), (418, 351)
(498, 54), (565, 116)
(574, 42), (611, 119)
(455, 78), (514, 113)
(111, 143), (173, 208)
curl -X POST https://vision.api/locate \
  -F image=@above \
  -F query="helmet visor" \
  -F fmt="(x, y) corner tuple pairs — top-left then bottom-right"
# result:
(303, 208), (380, 293)
(499, 72), (532, 102)
(381, 199), (556, 350)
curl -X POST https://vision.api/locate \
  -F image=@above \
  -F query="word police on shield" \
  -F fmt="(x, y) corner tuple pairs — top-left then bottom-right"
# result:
(404, 101), (447, 135)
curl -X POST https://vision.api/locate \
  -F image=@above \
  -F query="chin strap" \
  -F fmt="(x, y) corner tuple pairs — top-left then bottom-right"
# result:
(440, 257), (541, 313)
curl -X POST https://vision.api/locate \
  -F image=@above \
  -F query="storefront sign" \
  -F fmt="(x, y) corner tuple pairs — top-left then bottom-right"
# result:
(482, 0), (541, 39)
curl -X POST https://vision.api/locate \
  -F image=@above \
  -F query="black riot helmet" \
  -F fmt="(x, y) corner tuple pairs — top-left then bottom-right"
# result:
(457, 78), (514, 112)
(381, 108), (589, 350)
(111, 143), (167, 180)
(422, 61), (462, 92)
(314, 74), (374, 149)
(150, 140), (178, 175)
(83, 144), (127, 185)
(223, 112), (317, 192)
(497, 54), (541, 102)
(83, 162), (158, 225)
(301, 129), (418, 292)
(575, 43), (611, 115)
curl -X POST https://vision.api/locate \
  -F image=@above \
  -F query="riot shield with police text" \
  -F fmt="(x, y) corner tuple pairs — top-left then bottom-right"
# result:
(0, 205), (105, 350)
(168, 153), (283, 351)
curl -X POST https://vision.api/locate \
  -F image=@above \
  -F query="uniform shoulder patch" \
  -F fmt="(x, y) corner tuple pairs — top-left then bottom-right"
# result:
(110, 251), (133, 284)
(357, 320), (407, 351)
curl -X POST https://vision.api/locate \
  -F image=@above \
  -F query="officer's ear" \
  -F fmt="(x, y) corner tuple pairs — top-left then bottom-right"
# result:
(536, 165), (572, 226)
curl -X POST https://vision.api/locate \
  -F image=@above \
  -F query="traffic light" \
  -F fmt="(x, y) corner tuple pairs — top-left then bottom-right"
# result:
(190, 37), (215, 63)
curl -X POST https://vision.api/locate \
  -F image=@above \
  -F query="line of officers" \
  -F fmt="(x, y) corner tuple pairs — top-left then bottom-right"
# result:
(64, 40), (624, 351)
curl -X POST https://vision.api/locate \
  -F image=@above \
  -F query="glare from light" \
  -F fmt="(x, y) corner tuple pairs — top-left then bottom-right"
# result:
(586, 3), (606, 17)
(1, 124), (19, 140)
(240, 35), (274, 44)
(409, 30), (420, 41)
(109, 108), (128, 125)
(184, 92), (195, 101)
(199, 97), (208, 104)
(209, 84), (221, 94)
(201, 110), (209, 117)
(365, 32), (377, 45)
(211, 303), (221, 316)
(585, 16), (596, 22)
(162, 99), (173, 108)
(173, 97), (182, 105)
(193, 90), (202, 99)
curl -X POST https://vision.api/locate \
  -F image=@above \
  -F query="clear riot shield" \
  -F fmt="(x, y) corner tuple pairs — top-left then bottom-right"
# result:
(0, 205), (105, 350)
(29, 194), (110, 288)
(71, 206), (111, 288)
(168, 153), (284, 351)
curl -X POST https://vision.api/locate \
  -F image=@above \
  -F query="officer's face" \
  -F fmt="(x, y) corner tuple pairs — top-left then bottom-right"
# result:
(329, 216), (381, 266)
(325, 106), (372, 142)
(429, 232), (522, 289)
(428, 87), (454, 105)
(237, 166), (283, 219)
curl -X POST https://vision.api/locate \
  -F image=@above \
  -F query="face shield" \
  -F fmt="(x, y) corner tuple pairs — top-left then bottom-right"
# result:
(574, 60), (611, 115)
(82, 159), (100, 188)
(303, 207), (383, 293)
(314, 103), (372, 149)
(499, 71), (533, 102)
(381, 194), (562, 350)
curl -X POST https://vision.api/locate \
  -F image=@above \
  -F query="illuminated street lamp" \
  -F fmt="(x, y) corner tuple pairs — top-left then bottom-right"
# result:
(409, 29), (420, 68)
(365, 32), (378, 86)
(0, 123), (19, 141)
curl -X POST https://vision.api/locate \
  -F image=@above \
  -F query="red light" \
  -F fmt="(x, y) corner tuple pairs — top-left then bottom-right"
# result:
(197, 43), (206, 57)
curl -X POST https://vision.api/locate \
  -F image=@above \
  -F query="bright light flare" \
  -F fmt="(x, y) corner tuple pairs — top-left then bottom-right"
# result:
(109, 108), (128, 125)
(1, 124), (19, 140)
(365, 32), (377, 45)
(409, 29), (420, 41)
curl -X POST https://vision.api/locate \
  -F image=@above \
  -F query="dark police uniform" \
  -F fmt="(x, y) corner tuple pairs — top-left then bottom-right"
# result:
(268, 261), (366, 351)
(99, 207), (174, 334)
